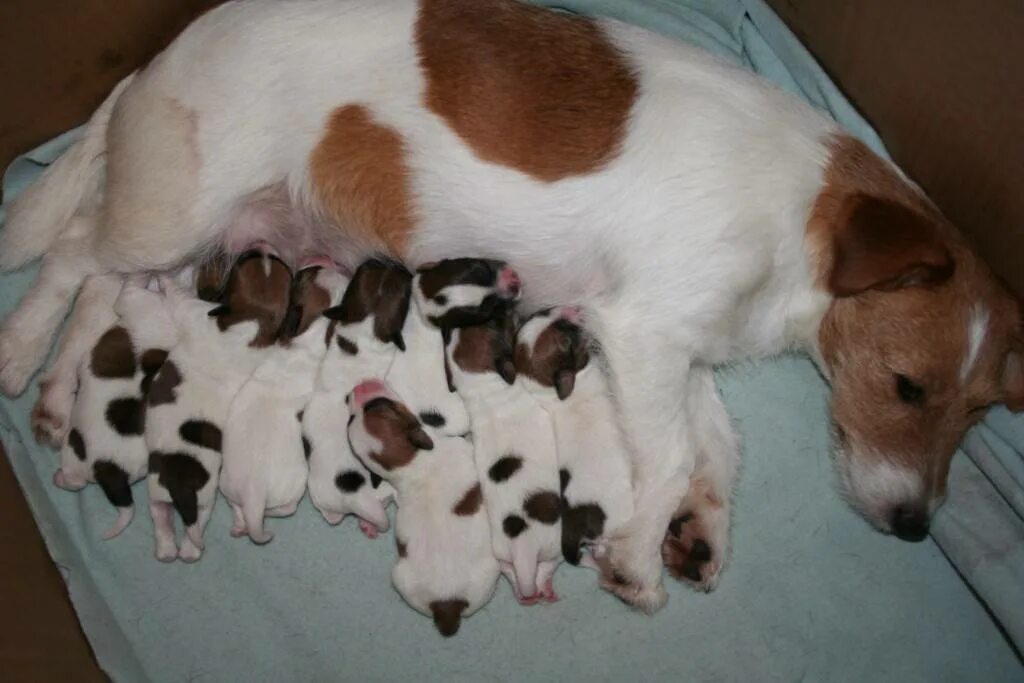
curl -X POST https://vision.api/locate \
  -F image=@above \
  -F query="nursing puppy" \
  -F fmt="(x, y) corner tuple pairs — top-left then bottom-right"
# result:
(386, 257), (522, 437)
(446, 308), (562, 603)
(145, 245), (291, 561)
(220, 257), (347, 544)
(516, 307), (635, 568)
(304, 260), (410, 535)
(346, 380), (499, 637)
(52, 275), (176, 539)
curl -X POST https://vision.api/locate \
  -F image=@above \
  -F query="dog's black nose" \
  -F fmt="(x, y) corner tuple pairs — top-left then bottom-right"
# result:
(890, 506), (929, 542)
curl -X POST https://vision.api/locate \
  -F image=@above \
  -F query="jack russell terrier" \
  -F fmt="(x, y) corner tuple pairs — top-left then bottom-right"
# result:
(516, 306), (635, 570)
(144, 245), (292, 562)
(346, 379), (499, 637)
(1, 0), (1021, 610)
(446, 307), (562, 603)
(220, 257), (347, 544)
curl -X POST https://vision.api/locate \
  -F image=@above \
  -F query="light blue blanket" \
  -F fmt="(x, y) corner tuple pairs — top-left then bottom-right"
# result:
(1, 1), (1021, 680)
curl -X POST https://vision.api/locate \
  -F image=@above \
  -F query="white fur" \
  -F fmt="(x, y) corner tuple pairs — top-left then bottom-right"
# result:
(446, 329), (562, 601)
(961, 305), (990, 382)
(838, 454), (924, 532)
(304, 303), (399, 533)
(219, 267), (348, 544)
(0, 0), (859, 608)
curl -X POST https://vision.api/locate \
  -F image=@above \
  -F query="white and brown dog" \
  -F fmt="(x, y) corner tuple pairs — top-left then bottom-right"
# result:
(516, 306), (635, 571)
(51, 275), (176, 539)
(346, 379), (499, 637)
(219, 257), (346, 544)
(304, 260), (410, 536)
(446, 308), (563, 603)
(1, 0), (1021, 610)
(145, 245), (292, 562)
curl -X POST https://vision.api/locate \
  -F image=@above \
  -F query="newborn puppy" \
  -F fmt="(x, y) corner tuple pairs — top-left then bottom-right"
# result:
(52, 275), (176, 539)
(347, 380), (499, 637)
(304, 260), (410, 535)
(386, 258), (522, 438)
(220, 257), (347, 544)
(446, 308), (562, 603)
(517, 307), (635, 568)
(145, 244), (292, 561)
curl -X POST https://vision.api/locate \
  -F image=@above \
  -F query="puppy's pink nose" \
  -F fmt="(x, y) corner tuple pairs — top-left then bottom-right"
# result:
(498, 267), (522, 298)
(352, 379), (388, 408)
(299, 254), (335, 271)
(559, 306), (584, 325)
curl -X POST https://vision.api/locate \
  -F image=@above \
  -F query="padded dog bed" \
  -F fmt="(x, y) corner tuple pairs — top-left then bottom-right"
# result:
(1, 1), (1022, 680)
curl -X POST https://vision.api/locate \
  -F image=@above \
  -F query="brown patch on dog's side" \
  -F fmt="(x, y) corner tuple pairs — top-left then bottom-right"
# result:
(309, 105), (416, 257)
(453, 483), (483, 516)
(416, 0), (637, 181)
(524, 490), (561, 525)
(429, 598), (469, 637)
(179, 420), (223, 453)
(68, 428), (87, 461)
(147, 359), (182, 407)
(106, 397), (145, 436)
(210, 252), (293, 348)
(91, 326), (137, 378)
(396, 538), (408, 559)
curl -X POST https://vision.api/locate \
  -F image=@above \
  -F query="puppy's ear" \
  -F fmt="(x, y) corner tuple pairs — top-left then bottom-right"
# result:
(208, 304), (231, 318)
(321, 304), (345, 321)
(374, 269), (412, 346)
(497, 356), (517, 385)
(392, 332), (406, 353)
(408, 425), (434, 451)
(554, 368), (576, 400)
(279, 305), (303, 340)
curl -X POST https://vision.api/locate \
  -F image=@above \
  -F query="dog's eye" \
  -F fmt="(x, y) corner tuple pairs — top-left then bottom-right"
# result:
(895, 374), (925, 406)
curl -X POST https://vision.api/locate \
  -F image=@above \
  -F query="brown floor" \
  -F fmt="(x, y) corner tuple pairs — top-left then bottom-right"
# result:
(0, 442), (107, 682)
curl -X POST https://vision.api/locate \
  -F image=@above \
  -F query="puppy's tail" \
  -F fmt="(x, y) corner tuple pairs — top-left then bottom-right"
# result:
(0, 72), (135, 271)
(243, 490), (273, 545)
(512, 543), (539, 600)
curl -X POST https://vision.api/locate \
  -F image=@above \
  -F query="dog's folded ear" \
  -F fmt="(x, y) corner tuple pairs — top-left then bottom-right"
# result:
(497, 356), (517, 385)
(828, 194), (954, 297)
(321, 304), (346, 321)
(279, 305), (303, 340)
(392, 332), (407, 352)
(207, 304), (231, 318)
(408, 425), (434, 451)
(554, 368), (576, 400)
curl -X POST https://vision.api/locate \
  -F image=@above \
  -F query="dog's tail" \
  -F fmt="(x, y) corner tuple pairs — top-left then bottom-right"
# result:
(512, 542), (539, 600)
(0, 72), (134, 271)
(243, 489), (274, 545)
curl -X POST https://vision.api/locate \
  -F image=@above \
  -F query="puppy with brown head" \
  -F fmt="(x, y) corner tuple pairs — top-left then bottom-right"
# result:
(445, 307), (563, 603)
(517, 306), (635, 569)
(220, 256), (348, 545)
(304, 260), (412, 536)
(145, 243), (292, 562)
(346, 380), (499, 637)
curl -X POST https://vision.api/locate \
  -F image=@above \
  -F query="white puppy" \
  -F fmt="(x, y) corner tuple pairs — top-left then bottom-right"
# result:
(145, 245), (292, 562)
(446, 308), (562, 603)
(304, 260), (411, 536)
(52, 275), (175, 539)
(346, 379), (499, 637)
(516, 306), (635, 569)
(220, 257), (346, 544)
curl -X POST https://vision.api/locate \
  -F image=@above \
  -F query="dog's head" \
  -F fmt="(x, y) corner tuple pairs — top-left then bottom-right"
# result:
(414, 258), (522, 329)
(811, 136), (1024, 541)
(323, 259), (412, 351)
(278, 256), (349, 342)
(446, 306), (520, 387)
(208, 242), (293, 347)
(515, 306), (590, 400)
(346, 380), (434, 474)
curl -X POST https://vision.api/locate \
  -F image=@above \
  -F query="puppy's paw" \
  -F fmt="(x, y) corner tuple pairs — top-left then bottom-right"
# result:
(0, 327), (46, 396)
(177, 541), (202, 563)
(358, 519), (381, 539)
(662, 499), (729, 592)
(155, 541), (178, 563)
(594, 530), (668, 614)
(229, 525), (247, 538)
(31, 380), (75, 447)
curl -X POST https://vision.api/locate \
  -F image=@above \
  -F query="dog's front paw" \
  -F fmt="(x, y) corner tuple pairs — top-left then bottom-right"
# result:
(594, 529), (668, 614)
(0, 327), (46, 396)
(662, 495), (729, 592)
(31, 379), (75, 447)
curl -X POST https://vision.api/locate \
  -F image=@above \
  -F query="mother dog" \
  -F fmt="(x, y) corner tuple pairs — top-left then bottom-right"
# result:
(1, 0), (1021, 612)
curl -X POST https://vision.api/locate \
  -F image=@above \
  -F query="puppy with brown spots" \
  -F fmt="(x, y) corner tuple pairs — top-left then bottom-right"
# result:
(220, 257), (348, 544)
(445, 307), (562, 604)
(347, 380), (499, 637)
(386, 257), (522, 437)
(516, 306), (635, 571)
(304, 260), (410, 536)
(52, 274), (177, 539)
(145, 244), (292, 562)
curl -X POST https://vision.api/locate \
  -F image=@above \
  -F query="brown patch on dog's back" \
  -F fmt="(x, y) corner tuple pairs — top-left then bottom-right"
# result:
(105, 397), (145, 436)
(179, 420), (223, 453)
(417, 0), (637, 181)
(309, 105), (416, 257)
(524, 490), (561, 524)
(396, 538), (408, 558)
(68, 428), (87, 461)
(453, 483), (483, 516)
(91, 326), (136, 378)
